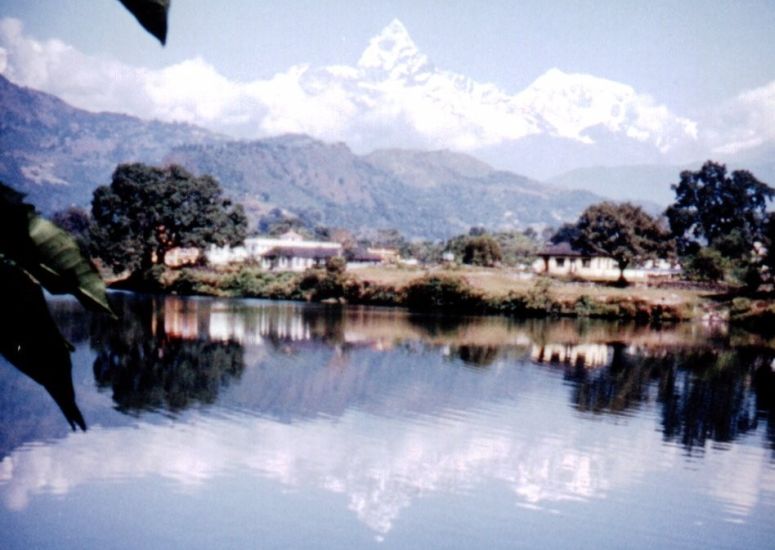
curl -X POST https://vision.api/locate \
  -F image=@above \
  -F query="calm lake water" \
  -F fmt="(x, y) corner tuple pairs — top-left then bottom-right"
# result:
(2, 293), (775, 549)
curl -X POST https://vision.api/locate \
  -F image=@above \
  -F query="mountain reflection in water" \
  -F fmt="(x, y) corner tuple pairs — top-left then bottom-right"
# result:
(1, 293), (775, 547)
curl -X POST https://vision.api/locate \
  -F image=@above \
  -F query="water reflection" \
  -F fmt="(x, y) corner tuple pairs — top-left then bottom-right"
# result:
(2, 294), (775, 545)
(47, 294), (775, 452)
(90, 296), (245, 413)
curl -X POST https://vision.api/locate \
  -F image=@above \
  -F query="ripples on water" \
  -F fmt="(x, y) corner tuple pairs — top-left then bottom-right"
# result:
(1, 293), (775, 549)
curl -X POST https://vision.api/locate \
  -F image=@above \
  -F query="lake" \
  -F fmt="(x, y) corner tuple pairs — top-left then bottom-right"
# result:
(2, 293), (775, 549)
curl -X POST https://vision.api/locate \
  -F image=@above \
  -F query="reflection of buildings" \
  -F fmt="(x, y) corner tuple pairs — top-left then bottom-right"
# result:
(209, 307), (311, 344)
(163, 298), (201, 340)
(161, 297), (313, 345)
(162, 297), (619, 369)
(530, 343), (611, 368)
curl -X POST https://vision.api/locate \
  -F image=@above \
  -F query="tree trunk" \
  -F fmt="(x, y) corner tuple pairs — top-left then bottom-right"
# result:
(615, 262), (629, 287)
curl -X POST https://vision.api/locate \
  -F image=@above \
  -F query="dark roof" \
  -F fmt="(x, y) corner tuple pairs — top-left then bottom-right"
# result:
(348, 249), (382, 262)
(263, 246), (341, 259)
(538, 242), (587, 257)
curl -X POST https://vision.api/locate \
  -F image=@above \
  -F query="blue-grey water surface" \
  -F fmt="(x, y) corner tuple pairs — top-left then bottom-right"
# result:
(1, 293), (775, 549)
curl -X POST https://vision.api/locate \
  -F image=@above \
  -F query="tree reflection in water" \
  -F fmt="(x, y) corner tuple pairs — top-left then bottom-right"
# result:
(91, 295), (245, 413)
(564, 344), (775, 453)
(71, 294), (775, 453)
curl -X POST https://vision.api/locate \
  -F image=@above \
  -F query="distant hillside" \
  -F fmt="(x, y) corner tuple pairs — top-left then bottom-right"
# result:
(1, 75), (603, 239)
(0, 74), (221, 213)
(165, 137), (602, 239)
(549, 155), (775, 207)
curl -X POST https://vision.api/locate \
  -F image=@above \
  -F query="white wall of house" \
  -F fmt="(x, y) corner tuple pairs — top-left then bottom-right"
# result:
(534, 256), (678, 281)
(534, 256), (621, 279)
(207, 237), (342, 266)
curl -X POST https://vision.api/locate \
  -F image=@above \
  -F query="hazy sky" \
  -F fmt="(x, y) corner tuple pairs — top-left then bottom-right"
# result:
(3, 0), (773, 115)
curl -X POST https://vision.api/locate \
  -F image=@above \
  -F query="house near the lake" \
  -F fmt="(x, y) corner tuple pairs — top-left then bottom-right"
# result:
(204, 230), (343, 270)
(534, 242), (678, 281)
(261, 245), (342, 271)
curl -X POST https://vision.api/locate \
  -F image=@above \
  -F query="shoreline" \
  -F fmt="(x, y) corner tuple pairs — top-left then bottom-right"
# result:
(111, 264), (738, 324)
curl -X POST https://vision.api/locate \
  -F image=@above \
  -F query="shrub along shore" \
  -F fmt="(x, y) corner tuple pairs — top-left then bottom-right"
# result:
(120, 264), (729, 324)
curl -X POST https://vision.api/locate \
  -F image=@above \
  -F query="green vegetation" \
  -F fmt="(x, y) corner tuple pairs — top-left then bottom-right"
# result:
(569, 201), (673, 284)
(91, 163), (247, 284)
(462, 235), (502, 267)
(155, 265), (693, 323)
(666, 161), (774, 287)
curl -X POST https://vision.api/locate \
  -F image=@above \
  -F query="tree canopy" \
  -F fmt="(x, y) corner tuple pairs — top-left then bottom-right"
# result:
(91, 163), (247, 277)
(462, 235), (502, 267)
(665, 161), (774, 254)
(572, 202), (672, 282)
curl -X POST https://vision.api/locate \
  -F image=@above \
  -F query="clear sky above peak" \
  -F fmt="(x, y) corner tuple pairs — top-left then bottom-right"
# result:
(1, 0), (773, 116)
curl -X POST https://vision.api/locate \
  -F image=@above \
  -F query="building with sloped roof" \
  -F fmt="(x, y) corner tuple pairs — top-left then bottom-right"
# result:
(261, 245), (342, 272)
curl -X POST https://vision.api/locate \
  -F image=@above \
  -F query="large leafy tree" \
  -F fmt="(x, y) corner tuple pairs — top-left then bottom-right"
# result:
(665, 161), (774, 254)
(91, 163), (248, 278)
(572, 202), (672, 283)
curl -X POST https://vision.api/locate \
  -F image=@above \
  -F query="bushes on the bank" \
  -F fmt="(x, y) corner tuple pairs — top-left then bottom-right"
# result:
(729, 297), (775, 333)
(169, 267), (300, 299)
(403, 274), (483, 312)
(343, 278), (402, 306)
(160, 266), (688, 322)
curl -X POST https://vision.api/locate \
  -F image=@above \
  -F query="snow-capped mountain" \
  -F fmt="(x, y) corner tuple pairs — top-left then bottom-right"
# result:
(1, 17), (768, 178)
(239, 19), (700, 178)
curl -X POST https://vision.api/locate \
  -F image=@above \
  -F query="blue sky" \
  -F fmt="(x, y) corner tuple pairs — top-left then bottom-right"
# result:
(3, 0), (773, 114)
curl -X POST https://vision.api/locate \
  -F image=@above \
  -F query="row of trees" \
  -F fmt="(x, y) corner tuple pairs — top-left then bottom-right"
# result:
(58, 160), (772, 290)
(547, 161), (774, 286)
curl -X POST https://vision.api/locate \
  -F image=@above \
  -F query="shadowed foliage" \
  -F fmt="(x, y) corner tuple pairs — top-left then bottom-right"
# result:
(91, 163), (247, 282)
(0, 182), (113, 429)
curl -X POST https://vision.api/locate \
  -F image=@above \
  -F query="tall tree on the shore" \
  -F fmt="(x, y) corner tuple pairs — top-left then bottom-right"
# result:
(571, 202), (673, 284)
(91, 163), (247, 280)
(666, 161), (774, 255)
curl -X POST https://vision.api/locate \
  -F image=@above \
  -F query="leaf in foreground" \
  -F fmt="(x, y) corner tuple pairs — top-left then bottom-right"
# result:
(0, 263), (86, 431)
(118, 0), (170, 45)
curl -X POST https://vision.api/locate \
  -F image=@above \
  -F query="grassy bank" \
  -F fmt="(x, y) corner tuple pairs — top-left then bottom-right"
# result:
(129, 264), (713, 323)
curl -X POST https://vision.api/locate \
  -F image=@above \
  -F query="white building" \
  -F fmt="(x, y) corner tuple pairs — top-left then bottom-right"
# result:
(534, 242), (678, 282)
(206, 230), (342, 268)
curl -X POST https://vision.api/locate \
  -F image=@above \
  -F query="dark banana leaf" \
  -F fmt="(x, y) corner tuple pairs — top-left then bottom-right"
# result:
(27, 216), (114, 317)
(0, 183), (114, 430)
(119, 0), (170, 45)
(0, 262), (86, 430)
(0, 183), (113, 317)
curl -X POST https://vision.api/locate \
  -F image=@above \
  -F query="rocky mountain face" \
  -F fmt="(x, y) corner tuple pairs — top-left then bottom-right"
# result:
(1, 74), (603, 239)
(0, 74), (221, 213)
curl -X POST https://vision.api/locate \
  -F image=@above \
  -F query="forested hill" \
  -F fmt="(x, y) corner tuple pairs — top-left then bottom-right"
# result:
(1, 75), (602, 238)
(165, 138), (602, 239)
(0, 74), (221, 213)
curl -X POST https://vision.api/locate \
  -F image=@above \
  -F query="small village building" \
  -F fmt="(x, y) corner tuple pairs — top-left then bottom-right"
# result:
(533, 242), (678, 281)
(206, 230), (342, 267)
(164, 247), (201, 267)
(261, 246), (341, 272)
(367, 247), (400, 263)
(346, 248), (384, 269)
(534, 242), (620, 280)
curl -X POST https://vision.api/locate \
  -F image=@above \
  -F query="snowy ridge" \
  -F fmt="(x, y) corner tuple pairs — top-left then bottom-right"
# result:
(5, 15), (768, 167)
(294, 20), (697, 152)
